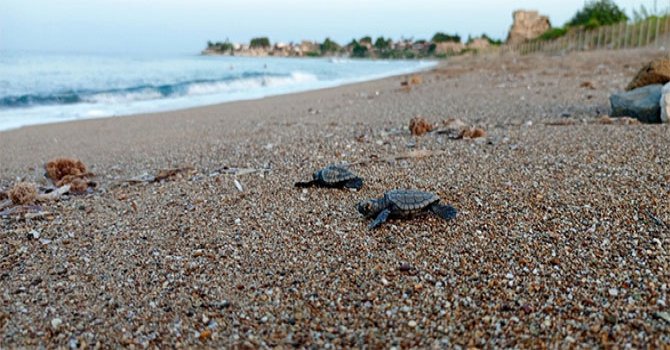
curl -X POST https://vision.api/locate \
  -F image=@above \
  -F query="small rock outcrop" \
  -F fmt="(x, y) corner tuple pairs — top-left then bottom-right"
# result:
(626, 58), (670, 91)
(506, 10), (551, 45)
(467, 38), (491, 51)
(435, 42), (465, 55)
(610, 84), (663, 123)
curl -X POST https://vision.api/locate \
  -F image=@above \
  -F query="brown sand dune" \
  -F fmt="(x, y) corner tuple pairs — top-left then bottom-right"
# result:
(0, 49), (669, 348)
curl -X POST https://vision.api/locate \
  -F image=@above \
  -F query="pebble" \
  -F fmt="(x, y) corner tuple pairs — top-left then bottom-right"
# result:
(408, 320), (417, 328)
(51, 318), (62, 330)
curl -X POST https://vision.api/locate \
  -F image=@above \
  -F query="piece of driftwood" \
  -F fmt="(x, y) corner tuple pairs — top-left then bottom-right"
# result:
(119, 166), (196, 185)
(36, 185), (71, 202)
(0, 205), (45, 218)
(0, 199), (12, 210)
(210, 166), (271, 177)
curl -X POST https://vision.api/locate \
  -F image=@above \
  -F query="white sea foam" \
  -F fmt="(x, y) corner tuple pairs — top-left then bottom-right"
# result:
(0, 52), (436, 131)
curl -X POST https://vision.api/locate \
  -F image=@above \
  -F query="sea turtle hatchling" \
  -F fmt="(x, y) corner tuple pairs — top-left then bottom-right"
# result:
(357, 189), (457, 229)
(294, 164), (363, 190)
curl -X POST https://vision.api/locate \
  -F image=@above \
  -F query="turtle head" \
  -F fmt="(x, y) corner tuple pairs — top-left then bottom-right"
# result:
(356, 199), (381, 218)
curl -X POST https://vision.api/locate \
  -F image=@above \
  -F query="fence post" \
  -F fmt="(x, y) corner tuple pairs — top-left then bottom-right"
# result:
(596, 27), (603, 50)
(624, 21), (629, 49)
(603, 25), (615, 49)
(639, 20), (645, 47)
(618, 21), (625, 49)
(615, 22), (621, 49)
(647, 18), (654, 46)
(655, 16), (661, 48)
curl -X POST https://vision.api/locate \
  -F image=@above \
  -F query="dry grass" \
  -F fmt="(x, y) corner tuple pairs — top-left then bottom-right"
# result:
(462, 127), (487, 139)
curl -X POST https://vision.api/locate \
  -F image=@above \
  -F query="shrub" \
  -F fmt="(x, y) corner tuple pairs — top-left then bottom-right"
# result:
(351, 42), (368, 58)
(567, 0), (627, 28)
(374, 36), (392, 50)
(320, 37), (340, 53)
(481, 34), (502, 46)
(538, 27), (568, 41)
(432, 32), (461, 43)
(206, 41), (233, 52)
(250, 37), (271, 48)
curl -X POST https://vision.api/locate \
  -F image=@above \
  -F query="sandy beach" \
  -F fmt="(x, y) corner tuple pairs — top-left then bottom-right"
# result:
(1, 49), (669, 347)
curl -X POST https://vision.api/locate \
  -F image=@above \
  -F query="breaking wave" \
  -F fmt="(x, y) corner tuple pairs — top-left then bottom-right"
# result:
(0, 71), (317, 109)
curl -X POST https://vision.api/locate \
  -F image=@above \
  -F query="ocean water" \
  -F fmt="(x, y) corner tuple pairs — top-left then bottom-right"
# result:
(0, 52), (435, 131)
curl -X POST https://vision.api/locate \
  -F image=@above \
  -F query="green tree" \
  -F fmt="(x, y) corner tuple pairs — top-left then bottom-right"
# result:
(567, 0), (627, 28)
(374, 36), (391, 50)
(360, 36), (372, 45)
(431, 32), (461, 43)
(250, 37), (271, 48)
(320, 37), (340, 53)
(481, 34), (502, 45)
(350, 41), (368, 58)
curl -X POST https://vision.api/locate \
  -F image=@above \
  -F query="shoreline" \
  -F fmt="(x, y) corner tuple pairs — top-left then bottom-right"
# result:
(0, 56), (437, 133)
(1, 49), (669, 347)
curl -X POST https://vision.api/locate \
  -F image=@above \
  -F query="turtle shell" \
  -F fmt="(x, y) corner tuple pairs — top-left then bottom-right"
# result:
(385, 189), (439, 213)
(316, 165), (357, 184)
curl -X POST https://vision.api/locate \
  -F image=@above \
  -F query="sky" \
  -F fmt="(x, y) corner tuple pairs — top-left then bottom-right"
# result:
(0, 0), (663, 54)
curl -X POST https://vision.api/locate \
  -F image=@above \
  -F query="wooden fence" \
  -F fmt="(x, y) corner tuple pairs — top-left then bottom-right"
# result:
(504, 16), (670, 55)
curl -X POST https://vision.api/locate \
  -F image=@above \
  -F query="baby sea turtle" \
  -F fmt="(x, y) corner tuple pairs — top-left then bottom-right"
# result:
(294, 165), (363, 190)
(357, 189), (457, 229)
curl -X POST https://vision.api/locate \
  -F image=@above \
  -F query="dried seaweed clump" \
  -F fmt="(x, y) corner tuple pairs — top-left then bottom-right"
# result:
(580, 81), (596, 90)
(409, 116), (434, 136)
(46, 158), (87, 181)
(45, 157), (93, 194)
(400, 75), (423, 87)
(433, 118), (486, 139)
(8, 182), (38, 205)
(462, 127), (487, 139)
(409, 75), (423, 85)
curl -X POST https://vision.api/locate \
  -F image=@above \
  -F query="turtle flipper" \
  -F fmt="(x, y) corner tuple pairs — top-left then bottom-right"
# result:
(369, 209), (390, 229)
(294, 180), (316, 188)
(344, 177), (364, 190)
(429, 203), (457, 221)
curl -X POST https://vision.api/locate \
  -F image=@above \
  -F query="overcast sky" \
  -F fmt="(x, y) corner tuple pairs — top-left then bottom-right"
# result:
(0, 0), (664, 54)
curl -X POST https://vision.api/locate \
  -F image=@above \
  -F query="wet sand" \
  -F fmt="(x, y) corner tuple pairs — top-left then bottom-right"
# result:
(1, 49), (669, 348)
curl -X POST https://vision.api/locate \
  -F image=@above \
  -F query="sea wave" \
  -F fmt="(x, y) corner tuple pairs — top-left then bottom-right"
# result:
(0, 71), (318, 109)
